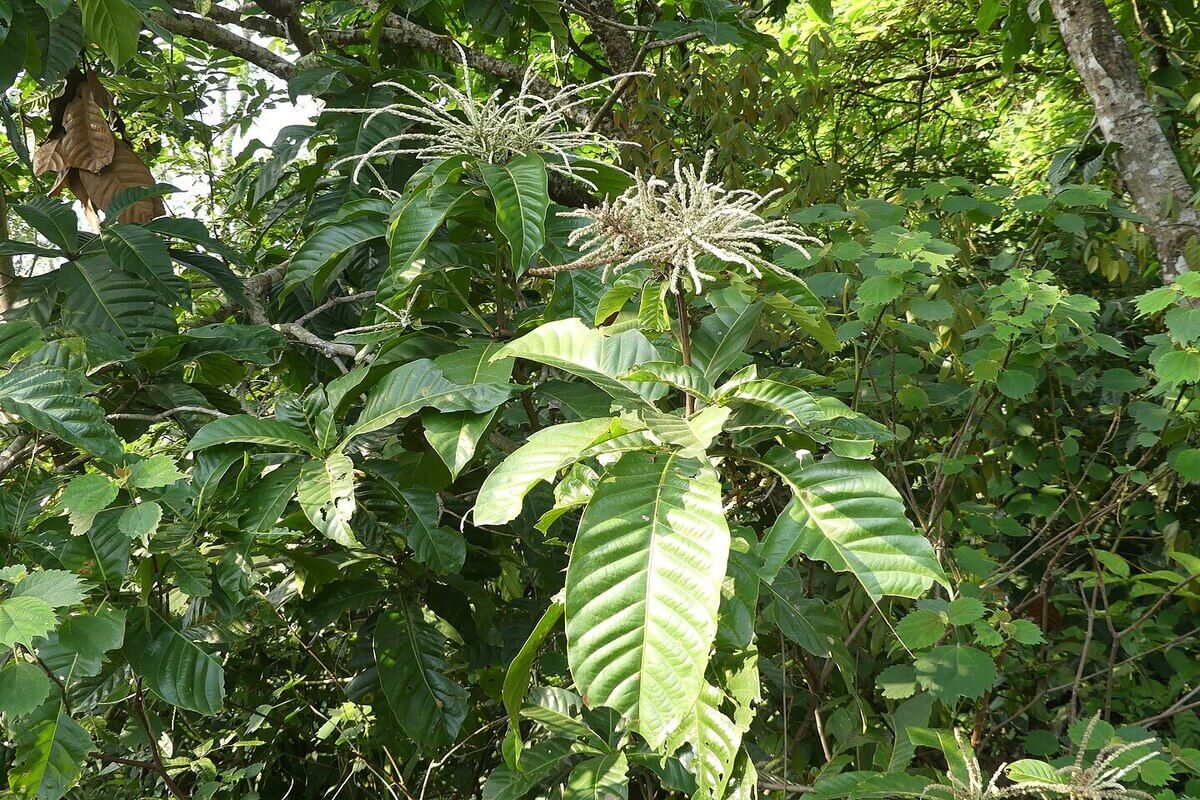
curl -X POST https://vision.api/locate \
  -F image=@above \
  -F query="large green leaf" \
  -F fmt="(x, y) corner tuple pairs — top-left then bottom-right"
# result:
(100, 223), (186, 304)
(493, 318), (663, 402)
(78, 0), (138, 65)
(374, 602), (469, 749)
(59, 509), (130, 590)
(8, 700), (92, 800)
(377, 183), (470, 308)
(473, 417), (614, 526)
(753, 450), (947, 600)
(720, 379), (824, 430)
(13, 197), (77, 252)
(297, 453), (358, 548)
(37, 608), (125, 683)
(283, 216), (386, 301)
(58, 258), (177, 349)
(185, 414), (321, 456)
(662, 683), (741, 800)
(565, 451), (730, 748)
(343, 359), (509, 444)
(0, 365), (123, 462)
(124, 606), (225, 715)
(502, 598), (565, 744)
(479, 153), (549, 274)
(565, 753), (629, 800)
(0, 596), (58, 647)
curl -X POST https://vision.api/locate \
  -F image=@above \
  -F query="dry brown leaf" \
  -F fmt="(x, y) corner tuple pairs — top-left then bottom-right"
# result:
(75, 139), (165, 224)
(60, 89), (116, 173)
(48, 171), (70, 197)
(33, 137), (66, 176)
(67, 170), (102, 231)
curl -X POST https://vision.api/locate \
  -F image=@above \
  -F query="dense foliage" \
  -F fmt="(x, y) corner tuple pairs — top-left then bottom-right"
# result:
(1, 1), (1199, 799)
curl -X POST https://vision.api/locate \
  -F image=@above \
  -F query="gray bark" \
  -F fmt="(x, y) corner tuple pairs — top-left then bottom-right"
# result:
(1049, 0), (1198, 283)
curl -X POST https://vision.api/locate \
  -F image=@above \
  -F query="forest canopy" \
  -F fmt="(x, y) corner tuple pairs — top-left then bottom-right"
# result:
(0, 1), (1199, 799)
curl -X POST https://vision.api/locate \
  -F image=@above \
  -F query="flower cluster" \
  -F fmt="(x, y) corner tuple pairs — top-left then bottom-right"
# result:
(558, 152), (820, 293)
(330, 49), (636, 194)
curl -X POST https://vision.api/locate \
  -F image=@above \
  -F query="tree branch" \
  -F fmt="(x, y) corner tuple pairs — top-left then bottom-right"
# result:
(147, 10), (297, 79)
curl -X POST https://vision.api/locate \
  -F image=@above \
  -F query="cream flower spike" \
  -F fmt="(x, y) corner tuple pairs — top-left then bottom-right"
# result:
(556, 151), (821, 294)
(328, 46), (642, 196)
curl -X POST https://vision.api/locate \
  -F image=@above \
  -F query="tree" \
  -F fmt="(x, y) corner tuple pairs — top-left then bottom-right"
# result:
(1049, 0), (1199, 283)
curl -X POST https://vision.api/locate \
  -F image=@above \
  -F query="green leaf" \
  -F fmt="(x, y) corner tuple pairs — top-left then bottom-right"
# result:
(484, 739), (577, 800)
(37, 608), (125, 681)
(753, 452), (947, 600)
(721, 379), (824, 430)
(127, 455), (184, 489)
(896, 608), (946, 650)
(913, 645), (996, 702)
(997, 369), (1036, 399)
(564, 752), (629, 800)
(1157, 349), (1200, 386)
(691, 297), (764, 381)
(1008, 619), (1045, 645)
(422, 409), (495, 479)
(565, 451), (730, 748)
(479, 153), (549, 274)
(8, 700), (92, 800)
(60, 473), (118, 534)
(58, 258), (177, 349)
(297, 453), (358, 548)
(402, 489), (465, 574)
(663, 683), (741, 800)
(378, 183), (470, 308)
(13, 198), (77, 251)
(78, 0), (138, 65)
(1174, 448), (1200, 481)
(945, 597), (986, 625)
(0, 662), (51, 718)
(59, 509), (130, 590)
(344, 359), (509, 444)
(502, 598), (564, 750)
(374, 602), (469, 749)
(493, 318), (663, 402)
(115, 503), (158, 542)
(11, 570), (86, 608)
(877, 665), (917, 700)
(100, 224), (185, 304)
(857, 275), (905, 307)
(0, 365), (123, 462)
(473, 417), (615, 526)
(186, 414), (321, 456)
(1006, 760), (1065, 784)
(284, 217), (386, 301)
(765, 573), (838, 658)
(0, 597), (58, 647)
(124, 605), (224, 714)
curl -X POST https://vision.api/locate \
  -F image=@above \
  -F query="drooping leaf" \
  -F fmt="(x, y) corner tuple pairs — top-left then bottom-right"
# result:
(492, 318), (663, 402)
(502, 598), (565, 747)
(565, 451), (730, 748)
(377, 183), (470, 308)
(186, 414), (321, 456)
(663, 683), (741, 800)
(752, 451), (947, 600)
(124, 605), (225, 715)
(297, 453), (359, 548)
(374, 602), (469, 749)
(479, 153), (550, 274)
(283, 216), (386, 301)
(344, 359), (510, 444)
(0, 365), (123, 461)
(564, 752), (629, 800)
(473, 417), (614, 526)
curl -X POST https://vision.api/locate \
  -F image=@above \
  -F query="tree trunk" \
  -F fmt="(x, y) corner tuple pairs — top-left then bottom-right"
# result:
(1049, 0), (1198, 283)
(0, 184), (15, 313)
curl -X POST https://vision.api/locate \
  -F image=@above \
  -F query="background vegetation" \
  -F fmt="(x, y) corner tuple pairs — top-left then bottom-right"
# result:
(0, 1), (1199, 799)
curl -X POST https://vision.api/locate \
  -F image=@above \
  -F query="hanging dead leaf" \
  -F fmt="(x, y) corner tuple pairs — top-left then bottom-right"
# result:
(47, 68), (88, 134)
(75, 139), (165, 224)
(67, 170), (102, 231)
(48, 171), (70, 197)
(84, 69), (113, 112)
(33, 137), (66, 176)
(60, 88), (116, 173)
